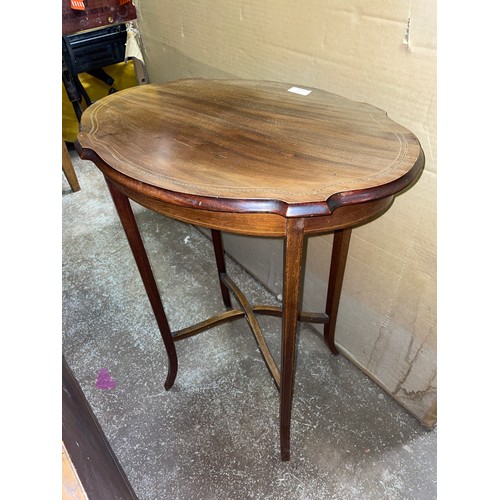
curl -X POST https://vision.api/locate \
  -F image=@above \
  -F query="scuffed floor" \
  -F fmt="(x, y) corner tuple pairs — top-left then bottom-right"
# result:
(62, 146), (436, 500)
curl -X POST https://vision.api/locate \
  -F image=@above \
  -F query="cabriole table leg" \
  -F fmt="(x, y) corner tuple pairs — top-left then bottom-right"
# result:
(105, 179), (178, 390)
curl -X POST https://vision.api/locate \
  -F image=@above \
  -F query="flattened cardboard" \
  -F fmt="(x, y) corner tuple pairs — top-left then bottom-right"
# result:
(133, 0), (437, 427)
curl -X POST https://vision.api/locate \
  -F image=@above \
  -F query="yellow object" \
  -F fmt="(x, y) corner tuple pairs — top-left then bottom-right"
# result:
(62, 62), (138, 143)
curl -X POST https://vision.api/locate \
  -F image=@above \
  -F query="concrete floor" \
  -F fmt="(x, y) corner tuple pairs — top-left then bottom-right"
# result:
(62, 146), (437, 500)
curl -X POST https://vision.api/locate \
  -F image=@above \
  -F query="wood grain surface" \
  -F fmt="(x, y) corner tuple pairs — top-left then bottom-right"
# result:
(77, 79), (423, 217)
(74, 79), (425, 462)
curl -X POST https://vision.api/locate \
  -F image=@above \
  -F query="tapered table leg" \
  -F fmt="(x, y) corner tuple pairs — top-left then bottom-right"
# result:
(211, 230), (232, 307)
(280, 219), (305, 461)
(106, 179), (178, 390)
(62, 139), (80, 192)
(324, 228), (352, 354)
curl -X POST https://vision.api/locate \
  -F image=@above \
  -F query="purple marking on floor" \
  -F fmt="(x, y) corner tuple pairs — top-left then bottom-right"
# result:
(96, 367), (116, 390)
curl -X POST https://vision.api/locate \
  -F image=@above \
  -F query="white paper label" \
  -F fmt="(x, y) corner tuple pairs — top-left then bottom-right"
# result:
(287, 87), (312, 96)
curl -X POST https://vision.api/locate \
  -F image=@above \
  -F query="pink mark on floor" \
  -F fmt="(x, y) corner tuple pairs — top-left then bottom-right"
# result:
(95, 367), (116, 390)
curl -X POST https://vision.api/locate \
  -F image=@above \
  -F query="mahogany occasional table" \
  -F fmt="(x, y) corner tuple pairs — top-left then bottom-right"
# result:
(76, 79), (424, 461)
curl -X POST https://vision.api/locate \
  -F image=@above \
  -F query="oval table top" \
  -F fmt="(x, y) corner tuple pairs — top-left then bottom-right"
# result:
(77, 79), (424, 217)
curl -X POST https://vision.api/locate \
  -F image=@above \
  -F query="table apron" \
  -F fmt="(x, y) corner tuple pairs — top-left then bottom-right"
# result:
(106, 177), (394, 237)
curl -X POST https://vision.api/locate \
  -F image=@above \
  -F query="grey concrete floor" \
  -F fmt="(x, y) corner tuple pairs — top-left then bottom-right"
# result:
(62, 147), (436, 500)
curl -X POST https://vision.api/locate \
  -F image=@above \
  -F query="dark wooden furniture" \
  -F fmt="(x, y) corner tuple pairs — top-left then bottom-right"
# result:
(62, 0), (137, 36)
(76, 79), (424, 461)
(62, 356), (138, 499)
(62, 0), (138, 124)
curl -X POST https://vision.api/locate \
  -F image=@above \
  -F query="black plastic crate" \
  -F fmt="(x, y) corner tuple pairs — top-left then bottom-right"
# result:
(63, 23), (127, 75)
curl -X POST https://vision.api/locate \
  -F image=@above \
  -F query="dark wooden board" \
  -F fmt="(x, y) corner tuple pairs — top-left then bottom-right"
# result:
(62, 356), (138, 500)
(63, 0), (137, 35)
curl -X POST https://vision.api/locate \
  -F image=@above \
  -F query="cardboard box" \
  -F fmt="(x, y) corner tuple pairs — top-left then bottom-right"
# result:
(132, 0), (437, 428)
